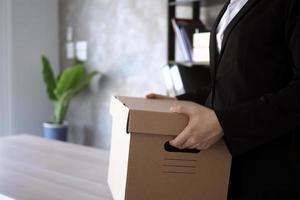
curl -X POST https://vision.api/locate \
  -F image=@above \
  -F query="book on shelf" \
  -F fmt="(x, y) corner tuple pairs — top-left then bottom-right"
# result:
(180, 28), (193, 61)
(161, 64), (185, 96)
(193, 32), (210, 64)
(171, 19), (191, 62)
(170, 64), (185, 95)
(161, 63), (211, 97)
(161, 64), (176, 97)
(171, 18), (208, 63)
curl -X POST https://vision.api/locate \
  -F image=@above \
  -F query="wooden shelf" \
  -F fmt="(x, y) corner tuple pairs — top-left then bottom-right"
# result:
(169, 0), (224, 7)
(168, 61), (210, 68)
(169, 0), (200, 6)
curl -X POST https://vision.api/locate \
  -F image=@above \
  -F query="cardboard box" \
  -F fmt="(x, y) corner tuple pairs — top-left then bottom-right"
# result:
(108, 96), (232, 200)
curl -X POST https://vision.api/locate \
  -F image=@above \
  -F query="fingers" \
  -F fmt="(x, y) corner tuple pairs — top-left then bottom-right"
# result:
(146, 93), (165, 99)
(169, 123), (208, 150)
(191, 142), (208, 150)
(169, 127), (191, 149)
(169, 105), (195, 149)
(170, 105), (194, 117)
(145, 93), (157, 99)
(168, 105), (222, 151)
(145, 93), (176, 100)
(179, 140), (209, 150)
(191, 142), (203, 149)
(172, 133), (202, 149)
(191, 134), (223, 150)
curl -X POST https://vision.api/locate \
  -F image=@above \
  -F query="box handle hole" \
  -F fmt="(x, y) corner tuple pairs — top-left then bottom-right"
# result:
(164, 141), (201, 154)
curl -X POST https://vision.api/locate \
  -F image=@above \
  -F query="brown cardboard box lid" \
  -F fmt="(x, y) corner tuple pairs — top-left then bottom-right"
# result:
(114, 96), (200, 137)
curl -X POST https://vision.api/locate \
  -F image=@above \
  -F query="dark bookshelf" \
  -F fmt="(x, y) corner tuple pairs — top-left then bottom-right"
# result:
(169, 0), (201, 6)
(167, 0), (211, 94)
(174, 64), (210, 93)
(167, 0), (202, 62)
(169, 0), (225, 7)
(168, 61), (211, 94)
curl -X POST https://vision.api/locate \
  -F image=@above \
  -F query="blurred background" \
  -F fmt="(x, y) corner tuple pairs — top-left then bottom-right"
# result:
(0, 0), (226, 150)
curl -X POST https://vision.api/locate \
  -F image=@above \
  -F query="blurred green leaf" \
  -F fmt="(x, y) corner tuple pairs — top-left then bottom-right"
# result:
(41, 55), (57, 101)
(54, 90), (73, 124)
(56, 71), (63, 83)
(55, 64), (85, 97)
(41, 55), (99, 124)
(72, 71), (99, 95)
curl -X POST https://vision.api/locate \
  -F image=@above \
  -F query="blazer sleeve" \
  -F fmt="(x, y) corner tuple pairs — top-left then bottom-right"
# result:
(215, 4), (300, 157)
(176, 84), (211, 105)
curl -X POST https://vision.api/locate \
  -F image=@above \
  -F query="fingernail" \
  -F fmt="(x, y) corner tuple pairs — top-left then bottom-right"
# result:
(170, 106), (177, 112)
(170, 140), (176, 146)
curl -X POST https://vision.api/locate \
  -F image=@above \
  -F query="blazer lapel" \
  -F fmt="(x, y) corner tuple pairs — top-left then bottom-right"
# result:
(217, 0), (261, 65)
(210, 1), (230, 82)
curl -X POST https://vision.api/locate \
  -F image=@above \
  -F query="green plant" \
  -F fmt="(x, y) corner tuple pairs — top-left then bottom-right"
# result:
(41, 55), (99, 124)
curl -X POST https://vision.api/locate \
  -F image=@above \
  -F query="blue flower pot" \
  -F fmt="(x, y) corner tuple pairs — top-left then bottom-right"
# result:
(43, 122), (68, 142)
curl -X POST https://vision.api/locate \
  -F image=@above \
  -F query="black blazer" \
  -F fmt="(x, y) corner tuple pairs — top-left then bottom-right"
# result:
(178, 0), (300, 199)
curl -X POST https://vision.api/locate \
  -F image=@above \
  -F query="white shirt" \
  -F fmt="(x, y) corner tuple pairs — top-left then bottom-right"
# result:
(216, 0), (249, 52)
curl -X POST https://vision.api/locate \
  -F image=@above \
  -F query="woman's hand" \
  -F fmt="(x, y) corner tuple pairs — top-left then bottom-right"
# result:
(169, 104), (224, 150)
(145, 93), (177, 100)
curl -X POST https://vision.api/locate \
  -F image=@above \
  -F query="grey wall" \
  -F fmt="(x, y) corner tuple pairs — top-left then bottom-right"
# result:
(59, 0), (225, 149)
(10, 0), (59, 136)
(0, 0), (12, 136)
(0, 0), (59, 136)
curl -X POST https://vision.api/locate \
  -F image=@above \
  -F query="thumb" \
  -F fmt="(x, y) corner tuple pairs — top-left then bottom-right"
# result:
(170, 105), (193, 116)
(145, 93), (155, 99)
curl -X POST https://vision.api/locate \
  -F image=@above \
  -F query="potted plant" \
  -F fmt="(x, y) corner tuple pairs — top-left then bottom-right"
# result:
(41, 55), (98, 141)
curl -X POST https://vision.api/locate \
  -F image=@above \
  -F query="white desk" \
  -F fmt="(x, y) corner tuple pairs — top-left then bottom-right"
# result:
(0, 135), (113, 200)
